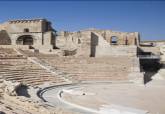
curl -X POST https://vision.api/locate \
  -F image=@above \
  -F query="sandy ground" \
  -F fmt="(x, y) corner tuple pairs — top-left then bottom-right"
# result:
(61, 83), (165, 114)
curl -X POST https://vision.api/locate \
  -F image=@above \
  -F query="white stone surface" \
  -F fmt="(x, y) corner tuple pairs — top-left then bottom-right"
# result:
(99, 104), (148, 114)
(152, 69), (165, 80)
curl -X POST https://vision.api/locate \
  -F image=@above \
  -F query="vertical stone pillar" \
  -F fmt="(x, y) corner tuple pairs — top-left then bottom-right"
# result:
(128, 57), (144, 84)
(11, 37), (16, 45)
(135, 32), (140, 46)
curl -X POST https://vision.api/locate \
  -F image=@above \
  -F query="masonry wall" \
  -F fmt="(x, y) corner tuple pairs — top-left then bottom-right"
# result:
(5, 21), (43, 33)
(0, 30), (11, 45)
(96, 30), (139, 45)
(0, 19), (55, 51)
(9, 33), (43, 45)
(91, 32), (137, 57)
(139, 41), (165, 55)
(96, 45), (137, 57)
(56, 29), (139, 57)
(43, 31), (55, 46)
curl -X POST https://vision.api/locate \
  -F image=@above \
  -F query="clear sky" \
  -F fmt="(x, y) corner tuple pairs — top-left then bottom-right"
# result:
(0, 1), (165, 40)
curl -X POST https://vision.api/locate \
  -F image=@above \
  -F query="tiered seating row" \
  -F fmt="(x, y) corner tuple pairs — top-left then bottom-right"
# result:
(0, 59), (67, 86)
(40, 56), (134, 82)
(0, 48), (23, 58)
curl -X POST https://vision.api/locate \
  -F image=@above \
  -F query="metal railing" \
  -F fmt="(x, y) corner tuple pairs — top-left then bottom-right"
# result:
(138, 55), (160, 59)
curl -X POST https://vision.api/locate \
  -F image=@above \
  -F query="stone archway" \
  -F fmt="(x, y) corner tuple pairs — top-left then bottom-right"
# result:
(16, 35), (33, 45)
(110, 36), (118, 45)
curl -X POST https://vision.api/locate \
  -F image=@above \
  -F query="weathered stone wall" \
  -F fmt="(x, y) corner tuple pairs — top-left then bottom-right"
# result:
(56, 29), (139, 57)
(105, 31), (139, 45)
(5, 19), (43, 33)
(160, 45), (165, 62)
(0, 20), (140, 55)
(43, 32), (52, 45)
(80, 29), (140, 46)
(139, 46), (160, 55)
(0, 19), (55, 51)
(43, 31), (55, 46)
(4, 19), (52, 33)
(140, 41), (165, 55)
(0, 30), (11, 45)
(91, 32), (137, 57)
(96, 45), (137, 57)
(9, 32), (42, 45)
(141, 40), (165, 47)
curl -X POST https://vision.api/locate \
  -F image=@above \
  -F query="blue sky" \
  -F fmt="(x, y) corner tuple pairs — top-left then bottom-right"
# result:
(0, 1), (165, 40)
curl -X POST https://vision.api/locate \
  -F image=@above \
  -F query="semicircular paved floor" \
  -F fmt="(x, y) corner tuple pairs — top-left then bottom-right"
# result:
(41, 82), (165, 114)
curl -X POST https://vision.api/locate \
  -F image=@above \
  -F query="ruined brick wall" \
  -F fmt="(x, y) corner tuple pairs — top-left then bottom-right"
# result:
(43, 31), (55, 46)
(56, 29), (139, 57)
(87, 29), (139, 46)
(5, 19), (47, 33)
(0, 19), (55, 49)
(91, 32), (137, 57)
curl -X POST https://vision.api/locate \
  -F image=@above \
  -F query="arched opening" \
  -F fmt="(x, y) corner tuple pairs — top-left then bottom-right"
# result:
(110, 36), (118, 45)
(16, 35), (33, 45)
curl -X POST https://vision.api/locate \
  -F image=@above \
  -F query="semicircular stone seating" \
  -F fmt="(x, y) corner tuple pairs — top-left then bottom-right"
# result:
(0, 48), (68, 87)
(0, 48), (135, 87)
(39, 56), (134, 82)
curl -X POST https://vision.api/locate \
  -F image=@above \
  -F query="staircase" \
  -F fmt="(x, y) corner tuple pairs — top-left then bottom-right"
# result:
(0, 48), (24, 58)
(0, 58), (69, 87)
(40, 56), (135, 82)
(28, 57), (75, 83)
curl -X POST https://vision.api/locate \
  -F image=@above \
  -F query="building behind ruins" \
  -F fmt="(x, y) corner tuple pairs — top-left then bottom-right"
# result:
(0, 18), (56, 51)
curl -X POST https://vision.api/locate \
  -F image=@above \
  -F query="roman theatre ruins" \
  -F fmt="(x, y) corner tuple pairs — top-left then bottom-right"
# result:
(0, 18), (165, 114)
